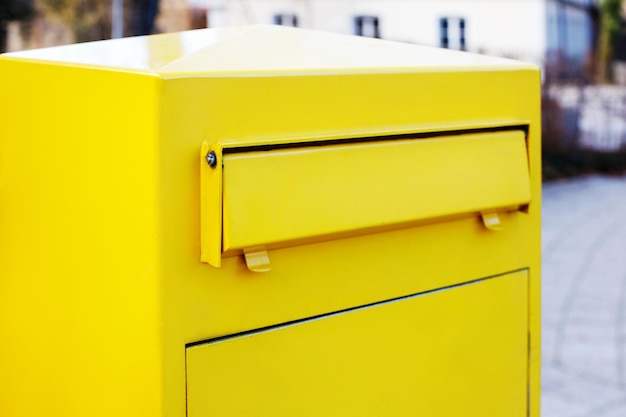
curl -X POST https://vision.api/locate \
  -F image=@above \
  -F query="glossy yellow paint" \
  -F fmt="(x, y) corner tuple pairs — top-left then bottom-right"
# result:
(200, 140), (223, 267)
(220, 130), (530, 255)
(187, 270), (529, 417)
(0, 26), (541, 417)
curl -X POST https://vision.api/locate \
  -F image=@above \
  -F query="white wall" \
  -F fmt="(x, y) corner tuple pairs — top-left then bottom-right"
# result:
(351, 0), (546, 63)
(193, 0), (547, 65)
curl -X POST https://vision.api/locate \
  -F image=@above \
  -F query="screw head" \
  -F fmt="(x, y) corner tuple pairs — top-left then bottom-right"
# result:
(206, 151), (217, 168)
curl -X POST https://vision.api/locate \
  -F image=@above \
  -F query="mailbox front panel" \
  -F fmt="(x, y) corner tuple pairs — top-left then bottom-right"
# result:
(186, 270), (528, 417)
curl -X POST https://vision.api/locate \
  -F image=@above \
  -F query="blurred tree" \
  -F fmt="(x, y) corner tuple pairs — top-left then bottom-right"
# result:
(0, 0), (36, 52)
(41, 0), (159, 43)
(41, 0), (111, 42)
(597, 0), (624, 83)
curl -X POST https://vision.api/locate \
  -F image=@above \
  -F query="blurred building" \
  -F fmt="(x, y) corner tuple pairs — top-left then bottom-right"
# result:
(5, 0), (600, 80)
(157, 0), (194, 33)
(545, 0), (598, 81)
(189, 0), (598, 77)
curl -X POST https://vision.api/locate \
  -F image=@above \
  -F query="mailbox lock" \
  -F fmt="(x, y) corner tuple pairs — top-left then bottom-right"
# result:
(206, 151), (217, 168)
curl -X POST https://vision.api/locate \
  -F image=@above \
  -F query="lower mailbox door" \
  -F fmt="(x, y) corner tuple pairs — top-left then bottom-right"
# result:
(186, 270), (528, 417)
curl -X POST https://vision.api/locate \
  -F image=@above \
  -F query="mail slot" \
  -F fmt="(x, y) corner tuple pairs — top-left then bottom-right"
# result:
(0, 26), (541, 417)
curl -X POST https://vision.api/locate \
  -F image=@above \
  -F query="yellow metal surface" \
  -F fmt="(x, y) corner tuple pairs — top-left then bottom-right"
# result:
(0, 26), (541, 417)
(220, 131), (530, 254)
(200, 141), (222, 267)
(482, 211), (504, 231)
(242, 245), (272, 272)
(187, 270), (529, 417)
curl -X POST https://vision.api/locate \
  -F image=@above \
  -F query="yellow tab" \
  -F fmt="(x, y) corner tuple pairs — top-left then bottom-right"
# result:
(243, 246), (272, 272)
(481, 212), (503, 231)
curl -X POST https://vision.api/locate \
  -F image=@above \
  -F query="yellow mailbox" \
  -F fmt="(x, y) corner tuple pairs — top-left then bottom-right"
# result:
(0, 26), (540, 417)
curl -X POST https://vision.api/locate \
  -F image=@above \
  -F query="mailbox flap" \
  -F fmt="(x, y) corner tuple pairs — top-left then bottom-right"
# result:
(201, 130), (531, 267)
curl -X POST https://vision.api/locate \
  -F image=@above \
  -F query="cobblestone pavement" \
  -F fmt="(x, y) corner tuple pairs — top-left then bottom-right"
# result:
(542, 175), (626, 417)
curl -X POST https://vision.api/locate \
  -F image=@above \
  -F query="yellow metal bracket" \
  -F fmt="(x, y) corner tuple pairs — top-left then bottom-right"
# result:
(200, 141), (223, 267)
(243, 246), (272, 272)
(481, 212), (503, 231)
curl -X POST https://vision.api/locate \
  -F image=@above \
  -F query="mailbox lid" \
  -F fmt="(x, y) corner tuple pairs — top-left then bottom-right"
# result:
(186, 269), (529, 417)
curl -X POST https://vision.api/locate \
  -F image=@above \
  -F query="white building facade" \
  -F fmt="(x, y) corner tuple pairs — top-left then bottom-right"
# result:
(192, 0), (597, 77)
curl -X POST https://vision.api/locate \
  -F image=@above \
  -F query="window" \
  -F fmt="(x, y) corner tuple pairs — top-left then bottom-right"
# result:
(440, 17), (466, 50)
(354, 16), (380, 38)
(274, 14), (298, 27)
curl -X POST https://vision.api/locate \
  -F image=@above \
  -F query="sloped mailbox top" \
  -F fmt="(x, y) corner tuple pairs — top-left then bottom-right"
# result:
(3, 25), (535, 78)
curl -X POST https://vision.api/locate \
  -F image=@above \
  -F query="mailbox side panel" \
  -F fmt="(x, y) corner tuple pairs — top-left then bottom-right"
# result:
(0, 59), (164, 417)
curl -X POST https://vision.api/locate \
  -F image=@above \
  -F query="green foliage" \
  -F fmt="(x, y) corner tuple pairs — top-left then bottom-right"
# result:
(39, 0), (160, 43)
(39, 0), (112, 42)
(542, 146), (626, 181)
(41, 0), (65, 13)
(601, 0), (623, 35)
(597, 0), (624, 83)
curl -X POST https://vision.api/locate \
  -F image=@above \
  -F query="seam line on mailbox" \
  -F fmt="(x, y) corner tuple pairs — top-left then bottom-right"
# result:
(221, 125), (529, 154)
(186, 267), (529, 348)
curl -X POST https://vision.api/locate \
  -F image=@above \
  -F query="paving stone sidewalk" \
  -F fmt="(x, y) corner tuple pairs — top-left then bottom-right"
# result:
(542, 175), (626, 417)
